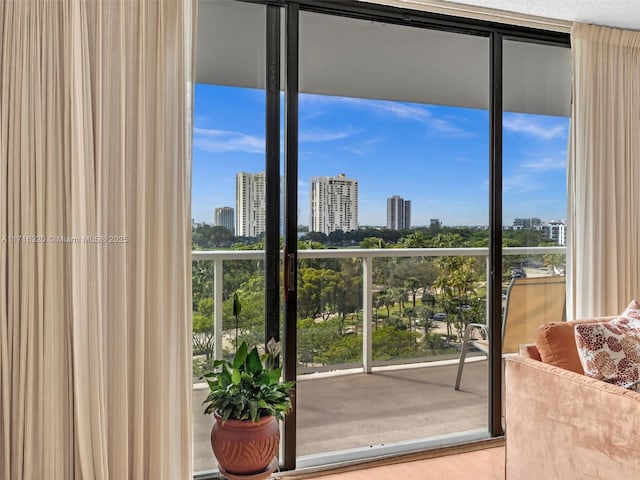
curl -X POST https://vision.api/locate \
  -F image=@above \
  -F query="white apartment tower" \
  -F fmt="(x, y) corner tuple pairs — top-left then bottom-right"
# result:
(236, 172), (266, 237)
(541, 221), (567, 246)
(387, 195), (411, 230)
(214, 207), (235, 234)
(310, 173), (358, 234)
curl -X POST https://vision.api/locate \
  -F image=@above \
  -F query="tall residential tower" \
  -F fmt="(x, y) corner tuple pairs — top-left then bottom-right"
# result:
(214, 207), (235, 234)
(236, 172), (266, 237)
(386, 195), (411, 230)
(310, 173), (358, 235)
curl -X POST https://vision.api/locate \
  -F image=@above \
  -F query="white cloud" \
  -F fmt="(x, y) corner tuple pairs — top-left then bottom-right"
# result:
(339, 136), (383, 156)
(193, 127), (264, 154)
(299, 94), (431, 122)
(428, 118), (472, 137)
(343, 98), (473, 136)
(503, 114), (566, 139)
(299, 127), (362, 143)
(193, 114), (210, 126)
(503, 174), (541, 194)
(340, 146), (365, 156)
(522, 157), (566, 171)
(300, 94), (473, 137)
(342, 97), (431, 122)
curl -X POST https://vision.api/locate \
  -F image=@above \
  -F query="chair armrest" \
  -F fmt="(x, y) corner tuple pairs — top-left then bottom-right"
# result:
(505, 356), (640, 479)
(463, 322), (488, 339)
(518, 343), (541, 360)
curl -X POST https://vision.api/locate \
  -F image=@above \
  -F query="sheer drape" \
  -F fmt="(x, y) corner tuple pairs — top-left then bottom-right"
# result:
(568, 23), (640, 320)
(0, 1), (194, 478)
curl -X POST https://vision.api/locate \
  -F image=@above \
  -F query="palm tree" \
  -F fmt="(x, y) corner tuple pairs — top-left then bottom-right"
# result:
(543, 253), (565, 275)
(378, 290), (395, 319)
(406, 277), (420, 309)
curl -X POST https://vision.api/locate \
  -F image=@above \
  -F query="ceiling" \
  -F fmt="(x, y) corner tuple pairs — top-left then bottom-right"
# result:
(432, 0), (640, 30)
(197, 0), (571, 116)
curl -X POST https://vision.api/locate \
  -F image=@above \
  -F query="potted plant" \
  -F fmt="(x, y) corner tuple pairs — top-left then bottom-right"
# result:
(203, 338), (295, 477)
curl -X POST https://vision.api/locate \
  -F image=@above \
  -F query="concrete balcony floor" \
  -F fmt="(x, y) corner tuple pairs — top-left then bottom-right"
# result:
(193, 359), (489, 474)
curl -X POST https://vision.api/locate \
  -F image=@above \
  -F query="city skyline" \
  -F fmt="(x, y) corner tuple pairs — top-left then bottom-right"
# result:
(193, 84), (569, 227)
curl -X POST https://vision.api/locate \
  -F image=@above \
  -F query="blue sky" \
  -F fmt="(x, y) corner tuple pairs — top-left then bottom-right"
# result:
(193, 84), (569, 227)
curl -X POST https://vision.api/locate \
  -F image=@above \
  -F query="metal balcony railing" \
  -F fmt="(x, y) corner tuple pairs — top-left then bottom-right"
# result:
(192, 246), (565, 374)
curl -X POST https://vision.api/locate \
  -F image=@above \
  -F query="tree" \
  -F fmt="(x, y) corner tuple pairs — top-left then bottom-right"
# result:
(317, 334), (362, 364)
(543, 253), (565, 275)
(360, 237), (386, 249)
(297, 267), (342, 321)
(336, 259), (362, 322)
(415, 305), (435, 331)
(378, 289), (395, 319)
(221, 275), (266, 351)
(423, 331), (449, 355)
(391, 287), (407, 319)
(193, 297), (216, 361)
(298, 240), (327, 250)
(299, 231), (328, 244)
(400, 232), (429, 248)
(192, 224), (237, 249)
(192, 260), (215, 310)
(405, 277), (421, 309)
(372, 291), (386, 329)
(328, 229), (347, 246)
(233, 292), (242, 349)
(297, 317), (341, 367)
(372, 327), (419, 360)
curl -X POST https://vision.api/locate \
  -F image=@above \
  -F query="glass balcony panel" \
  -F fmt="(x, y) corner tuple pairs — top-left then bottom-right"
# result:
(192, 247), (563, 471)
(296, 9), (490, 461)
(192, 0), (268, 474)
(501, 39), (570, 343)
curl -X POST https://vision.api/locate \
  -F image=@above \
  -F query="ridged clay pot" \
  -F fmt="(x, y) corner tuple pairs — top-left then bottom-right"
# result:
(211, 412), (280, 475)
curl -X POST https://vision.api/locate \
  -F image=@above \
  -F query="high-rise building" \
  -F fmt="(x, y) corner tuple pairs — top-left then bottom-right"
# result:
(541, 220), (567, 246)
(214, 207), (235, 234)
(513, 217), (542, 229)
(386, 195), (411, 230)
(310, 173), (358, 235)
(236, 172), (266, 237)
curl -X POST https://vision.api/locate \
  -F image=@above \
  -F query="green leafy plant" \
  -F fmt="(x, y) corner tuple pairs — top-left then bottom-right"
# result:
(202, 338), (295, 422)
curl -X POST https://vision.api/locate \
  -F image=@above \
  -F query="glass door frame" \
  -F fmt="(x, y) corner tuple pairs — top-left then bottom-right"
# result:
(252, 0), (570, 471)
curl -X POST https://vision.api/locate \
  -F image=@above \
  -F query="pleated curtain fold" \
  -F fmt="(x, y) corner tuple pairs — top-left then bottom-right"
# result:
(0, 1), (195, 478)
(568, 23), (640, 320)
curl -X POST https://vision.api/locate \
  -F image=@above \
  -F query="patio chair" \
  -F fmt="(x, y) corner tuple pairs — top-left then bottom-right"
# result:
(454, 275), (566, 390)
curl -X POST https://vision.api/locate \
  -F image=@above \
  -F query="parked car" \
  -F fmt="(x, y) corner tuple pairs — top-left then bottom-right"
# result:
(432, 312), (447, 321)
(510, 268), (526, 279)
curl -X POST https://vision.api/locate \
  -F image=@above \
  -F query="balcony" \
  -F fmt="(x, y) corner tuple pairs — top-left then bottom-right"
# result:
(191, 246), (565, 475)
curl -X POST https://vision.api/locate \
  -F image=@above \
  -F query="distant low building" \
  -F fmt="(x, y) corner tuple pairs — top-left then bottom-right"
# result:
(512, 217), (542, 229)
(509, 217), (566, 245)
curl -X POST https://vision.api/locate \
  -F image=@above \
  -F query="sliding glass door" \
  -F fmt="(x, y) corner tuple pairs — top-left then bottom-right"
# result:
(294, 10), (490, 464)
(191, 1), (570, 476)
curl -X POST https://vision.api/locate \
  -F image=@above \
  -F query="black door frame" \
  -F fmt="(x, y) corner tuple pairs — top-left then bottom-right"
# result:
(257, 0), (570, 470)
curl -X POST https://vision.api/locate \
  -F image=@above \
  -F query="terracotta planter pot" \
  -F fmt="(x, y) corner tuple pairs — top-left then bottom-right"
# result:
(211, 413), (280, 475)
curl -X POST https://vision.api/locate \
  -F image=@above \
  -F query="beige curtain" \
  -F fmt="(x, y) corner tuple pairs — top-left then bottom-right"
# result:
(568, 23), (640, 320)
(0, 1), (195, 479)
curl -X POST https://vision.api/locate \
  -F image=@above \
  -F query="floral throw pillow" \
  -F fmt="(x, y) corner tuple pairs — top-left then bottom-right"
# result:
(614, 299), (640, 328)
(574, 300), (640, 389)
